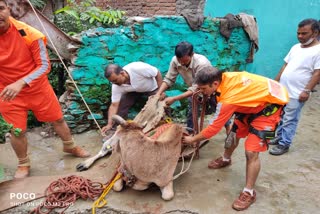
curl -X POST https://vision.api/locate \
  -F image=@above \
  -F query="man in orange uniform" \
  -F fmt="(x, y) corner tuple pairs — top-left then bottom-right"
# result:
(183, 66), (289, 211)
(0, 0), (89, 179)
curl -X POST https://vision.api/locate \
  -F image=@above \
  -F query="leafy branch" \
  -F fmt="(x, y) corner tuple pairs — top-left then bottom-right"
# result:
(54, 0), (125, 34)
(0, 116), (22, 143)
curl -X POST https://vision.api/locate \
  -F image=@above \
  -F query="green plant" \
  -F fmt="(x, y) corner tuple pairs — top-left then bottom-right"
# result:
(27, 111), (43, 128)
(48, 50), (66, 96)
(29, 0), (47, 9)
(82, 84), (111, 103)
(54, 0), (125, 34)
(0, 116), (22, 143)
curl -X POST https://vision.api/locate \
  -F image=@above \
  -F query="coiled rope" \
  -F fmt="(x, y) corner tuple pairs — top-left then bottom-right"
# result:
(29, 175), (104, 214)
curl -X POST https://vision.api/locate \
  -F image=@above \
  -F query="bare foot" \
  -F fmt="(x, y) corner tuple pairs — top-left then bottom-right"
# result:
(64, 146), (90, 158)
(14, 166), (30, 179)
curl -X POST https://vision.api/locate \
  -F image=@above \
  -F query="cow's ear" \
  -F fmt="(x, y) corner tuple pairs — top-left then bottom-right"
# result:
(154, 139), (168, 145)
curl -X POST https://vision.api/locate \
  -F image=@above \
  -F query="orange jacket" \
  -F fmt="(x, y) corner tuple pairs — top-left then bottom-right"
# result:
(201, 72), (289, 139)
(9, 17), (47, 46)
(216, 72), (289, 107)
(0, 17), (51, 93)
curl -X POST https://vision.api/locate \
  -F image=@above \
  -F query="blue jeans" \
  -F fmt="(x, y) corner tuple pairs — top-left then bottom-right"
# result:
(276, 98), (305, 147)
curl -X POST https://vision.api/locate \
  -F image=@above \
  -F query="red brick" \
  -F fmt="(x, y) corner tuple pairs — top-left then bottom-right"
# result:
(96, 0), (177, 16)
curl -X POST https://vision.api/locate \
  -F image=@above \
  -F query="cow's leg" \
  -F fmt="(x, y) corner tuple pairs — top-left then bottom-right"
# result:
(76, 136), (116, 171)
(113, 178), (124, 191)
(132, 180), (150, 191)
(160, 181), (174, 201)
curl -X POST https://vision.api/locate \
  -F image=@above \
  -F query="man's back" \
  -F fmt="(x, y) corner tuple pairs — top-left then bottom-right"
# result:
(218, 72), (289, 107)
(111, 62), (159, 103)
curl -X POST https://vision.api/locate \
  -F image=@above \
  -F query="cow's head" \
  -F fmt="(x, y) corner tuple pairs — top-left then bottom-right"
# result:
(112, 115), (143, 131)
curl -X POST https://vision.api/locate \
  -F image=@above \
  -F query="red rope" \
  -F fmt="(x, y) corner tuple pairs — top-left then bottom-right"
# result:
(30, 175), (104, 214)
(148, 123), (173, 140)
(191, 91), (207, 158)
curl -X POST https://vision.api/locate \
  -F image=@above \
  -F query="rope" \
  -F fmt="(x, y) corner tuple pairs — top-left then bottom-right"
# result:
(191, 91), (207, 158)
(26, 0), (103, 134)
(30, 175), (104, 214)
(144, 119), (197, 180)
(92, 172), (122, 214)
(173, 92), (208, 179)
(172, 146), (196, 180)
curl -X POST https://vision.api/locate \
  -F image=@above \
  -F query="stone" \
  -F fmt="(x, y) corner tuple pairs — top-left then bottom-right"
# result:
(87, 114), (103, 120)
(74, 124), (91, 133)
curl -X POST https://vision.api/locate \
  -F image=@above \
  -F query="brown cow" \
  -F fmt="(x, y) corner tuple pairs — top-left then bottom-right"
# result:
(77, 96), (184, 200)
(111, 115), (183, 200)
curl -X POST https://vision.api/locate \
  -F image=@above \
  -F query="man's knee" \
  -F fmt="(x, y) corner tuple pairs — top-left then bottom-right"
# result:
(52, 118), (66, 126)
(10, 129), (26, 137)
(245, 151), (259, 162)
(52, 117), (65, 124)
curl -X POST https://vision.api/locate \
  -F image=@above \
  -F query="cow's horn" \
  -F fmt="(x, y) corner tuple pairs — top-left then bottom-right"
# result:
(111, 115), (127, 125)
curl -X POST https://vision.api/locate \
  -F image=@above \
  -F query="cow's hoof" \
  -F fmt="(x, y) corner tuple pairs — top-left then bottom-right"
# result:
(160, 182), (174, 201)
(76, 163), (89, 171)
(161, 190), (174, 201)
(113, 179), (124, 191)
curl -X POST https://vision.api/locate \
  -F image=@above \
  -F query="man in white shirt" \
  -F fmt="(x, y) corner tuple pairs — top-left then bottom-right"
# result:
(269, 18), (320, 155)
(102, 62), (162, 134)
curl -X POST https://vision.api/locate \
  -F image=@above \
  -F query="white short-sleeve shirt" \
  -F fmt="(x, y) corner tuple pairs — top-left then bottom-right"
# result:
(111, 62), (159, 102)
(280, 43), (320, 99)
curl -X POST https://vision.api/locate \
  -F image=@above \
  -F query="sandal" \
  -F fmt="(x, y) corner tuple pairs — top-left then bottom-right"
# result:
(208, 156), (231, 169)
(64, 146), (90, 158)
(14, 166), (30, 179)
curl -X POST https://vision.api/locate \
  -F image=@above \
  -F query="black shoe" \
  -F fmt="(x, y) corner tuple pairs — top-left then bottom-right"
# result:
(269, 137), (280, 145)
(269, 144), (289, 155)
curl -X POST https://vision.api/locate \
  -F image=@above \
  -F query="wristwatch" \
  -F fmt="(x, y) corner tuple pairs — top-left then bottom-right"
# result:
(303, 89), (311, 94)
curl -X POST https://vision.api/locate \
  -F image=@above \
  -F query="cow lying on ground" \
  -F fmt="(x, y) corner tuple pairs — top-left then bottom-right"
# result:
(76, 95), (167, 172)
(76, 96), (184, 200)
(112, 115), (183, 200)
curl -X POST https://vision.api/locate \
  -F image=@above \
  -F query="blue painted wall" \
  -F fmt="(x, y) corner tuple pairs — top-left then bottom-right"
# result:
(63, 16), (252, 132)
(205, 0), (320, 78)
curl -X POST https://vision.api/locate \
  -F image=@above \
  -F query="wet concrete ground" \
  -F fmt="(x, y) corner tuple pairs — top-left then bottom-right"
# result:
(0, 85), (320, 214)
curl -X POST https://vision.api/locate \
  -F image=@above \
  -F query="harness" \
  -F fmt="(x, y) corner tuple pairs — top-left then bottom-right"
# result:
(234, 104), (281, 144)
(118, 165), (137, 187)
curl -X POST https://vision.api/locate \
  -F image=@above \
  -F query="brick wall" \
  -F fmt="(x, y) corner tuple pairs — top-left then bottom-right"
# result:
(96, 0), (177, 16)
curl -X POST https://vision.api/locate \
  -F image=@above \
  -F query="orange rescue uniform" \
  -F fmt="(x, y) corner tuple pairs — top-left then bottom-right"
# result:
(201, 72), (289, 152)
(0, 17), (63, 130)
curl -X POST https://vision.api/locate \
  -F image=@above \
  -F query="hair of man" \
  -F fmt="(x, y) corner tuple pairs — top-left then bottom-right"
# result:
(298, 18), (320, 32)
(104, 64), (123, 78)
(194, 66), (223, 85)
(175, 41), (194, 58)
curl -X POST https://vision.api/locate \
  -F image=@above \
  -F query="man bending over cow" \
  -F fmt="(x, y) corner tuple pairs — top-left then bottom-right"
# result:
(183, 66), (289, 211)
(102, 62), (162, 134)
(155, 41), (232, 134)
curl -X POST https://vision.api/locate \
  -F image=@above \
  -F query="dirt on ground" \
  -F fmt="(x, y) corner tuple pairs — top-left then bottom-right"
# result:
(0, 84), (319, 214)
